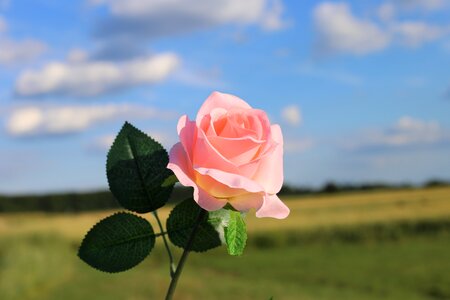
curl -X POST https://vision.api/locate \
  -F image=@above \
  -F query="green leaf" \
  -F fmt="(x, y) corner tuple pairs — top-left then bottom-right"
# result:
(107, 122), (174, 213)
(224, 210), (247, 256)
(166, 199), (222, 252)
(78, 212), (155, 273)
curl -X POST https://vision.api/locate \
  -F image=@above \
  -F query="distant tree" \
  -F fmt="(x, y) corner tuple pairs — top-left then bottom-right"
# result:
(424, 179), (450, 188)
(322, 182), (338, 193)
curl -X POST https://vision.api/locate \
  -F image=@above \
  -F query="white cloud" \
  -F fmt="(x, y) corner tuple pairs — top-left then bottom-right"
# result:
(15, 53), (180, 97)
(0, 17), (46, 65)
(260, 0), (289, 31)
(281, 105), (302, 126)
(345, 116), (450, 150)
(93, 0), (286, 30)
(6, 103), (175, 137)
(89, 0), (287, 60)
(0, 39), (47, 65)
(90, 0), (287, 59)
(313, 2), (390, 55)
(392, 21), (449, 47)
(313, 2), (450, 56)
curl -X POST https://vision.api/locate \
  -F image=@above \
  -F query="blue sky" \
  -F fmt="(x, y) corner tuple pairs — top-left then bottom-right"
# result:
(1, 0), (449, 194)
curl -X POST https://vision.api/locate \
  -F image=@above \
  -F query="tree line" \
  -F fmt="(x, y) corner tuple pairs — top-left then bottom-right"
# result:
(0, 180), (448, 213)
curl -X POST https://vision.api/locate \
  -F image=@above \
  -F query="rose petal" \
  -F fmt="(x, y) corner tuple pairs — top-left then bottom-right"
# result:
(248, 113), (264, 140)
(193, 127), (239, 174)
(252, 124), (284, 194)
(194, 167), (264, 194)
(196, 187), (227, 211)
(229, 193), (264, 211)
(200, 108), (228, 136)
(207, 135), (263, 166)
(168, 142), (195, 184)
(253, 109), (272, 140)
(177, 115), (197, 160)
(255, 194), (290, 219)
(196, 91), (251, 126)
(216, 113), (257, 139)
(194, 170), (247, 198)
(167, 143), (226, 211)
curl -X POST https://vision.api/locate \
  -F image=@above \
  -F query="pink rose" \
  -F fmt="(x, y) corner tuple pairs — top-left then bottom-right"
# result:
(167, 92), (289, 219)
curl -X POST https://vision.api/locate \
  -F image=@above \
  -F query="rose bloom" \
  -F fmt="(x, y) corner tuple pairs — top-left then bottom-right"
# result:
(167, 92), (289, 219)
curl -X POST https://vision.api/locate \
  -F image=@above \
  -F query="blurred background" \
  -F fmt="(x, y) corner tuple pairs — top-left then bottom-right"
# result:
(0, 0), (449, 299)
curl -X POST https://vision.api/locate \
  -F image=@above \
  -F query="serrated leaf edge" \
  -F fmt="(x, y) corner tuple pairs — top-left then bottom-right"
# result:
(78, 211), (155, 273)
(224, 211), (247, 256)
(105, 121), (174, 214)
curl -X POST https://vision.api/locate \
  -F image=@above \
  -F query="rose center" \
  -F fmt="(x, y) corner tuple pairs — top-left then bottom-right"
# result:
(213, 112), (257, 139)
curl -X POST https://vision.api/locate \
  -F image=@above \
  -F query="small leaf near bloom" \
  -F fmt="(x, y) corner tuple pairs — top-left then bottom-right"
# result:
(167, 91), (290, 219)
(224, 210), (247, 256)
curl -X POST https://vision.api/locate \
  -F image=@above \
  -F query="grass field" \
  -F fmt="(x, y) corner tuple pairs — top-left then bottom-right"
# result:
(0, 187), (449, 300)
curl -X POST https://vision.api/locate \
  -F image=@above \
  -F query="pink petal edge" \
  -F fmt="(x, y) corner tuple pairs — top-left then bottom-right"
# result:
(167, 142), (226, 211)
(194, 167), (264, 193)
(196, 91), (251, 126)
(255, 194), (290, 219)
(252, 124), (284, 194)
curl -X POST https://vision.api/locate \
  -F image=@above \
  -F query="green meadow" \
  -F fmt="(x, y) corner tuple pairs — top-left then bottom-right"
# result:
(1, 187), (449, 300)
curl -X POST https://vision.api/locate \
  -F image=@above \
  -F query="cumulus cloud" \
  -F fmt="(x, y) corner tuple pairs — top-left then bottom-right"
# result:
(90, 0), (287, 59)
(313, 2), (450, 56)
(0, 39), (47, 65)
(0, 17), (47, 65)
(392, 21), (449, 47)
(15, 53), (180, 97)
(345, 116), (450, 151)
(313, 2), (390, 55)
(281, 105), (302, 126)
(6, 103), (175, 137)
(260, 0), (289, 31)
(93, 0), (286, 32)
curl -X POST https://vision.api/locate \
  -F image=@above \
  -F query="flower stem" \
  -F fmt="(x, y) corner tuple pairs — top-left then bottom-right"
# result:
(165, 208), (206, 300)
(152, 210), (176, 277)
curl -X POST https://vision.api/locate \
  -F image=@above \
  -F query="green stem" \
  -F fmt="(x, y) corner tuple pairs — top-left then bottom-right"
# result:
(165, 209), (206, 300)
(152, 210), (176, 277)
